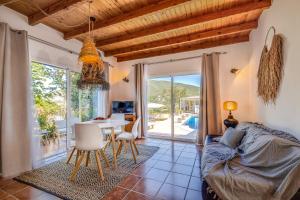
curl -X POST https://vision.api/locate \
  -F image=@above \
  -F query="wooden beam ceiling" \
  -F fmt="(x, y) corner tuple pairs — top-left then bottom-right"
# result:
(28, 0), (84, 25)
(96, 0), (271, 47)
(63, 0), (191, 39)
(116, 35), (250, 62)
(105, 21), (257, 56)
(7, 0), (270, 61)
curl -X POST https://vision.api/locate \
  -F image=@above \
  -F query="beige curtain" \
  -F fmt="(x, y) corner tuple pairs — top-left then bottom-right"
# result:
(0, 23), (32, 177)
(197, 53), (222, 145)
(135, 63), (147, 138)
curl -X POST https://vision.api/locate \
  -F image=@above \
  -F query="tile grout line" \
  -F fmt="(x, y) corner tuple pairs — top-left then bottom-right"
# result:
(153, 147), (187, 199)
(141, 141), (169, 199)
(7, 139), (201, 200)
(129, 141), (199, 199)
(0, 188), (14, 199)
(2, 181), (30, 197)
(121, 140), (165, 200)
(184, 152), (197, 200)
(146, 141), (167, 199)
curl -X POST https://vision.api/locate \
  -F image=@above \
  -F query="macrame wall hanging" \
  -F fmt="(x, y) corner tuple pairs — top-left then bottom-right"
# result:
(257, 26), (283, 104)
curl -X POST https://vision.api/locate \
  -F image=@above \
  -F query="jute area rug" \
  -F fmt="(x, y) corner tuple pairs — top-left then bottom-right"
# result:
(15, 144), (159, 200)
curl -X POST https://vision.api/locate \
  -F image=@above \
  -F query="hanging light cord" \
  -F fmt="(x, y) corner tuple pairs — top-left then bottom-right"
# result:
(0, 0), (21, 6)
(88, 1), (95, 38)
(88, 0), (91, 37)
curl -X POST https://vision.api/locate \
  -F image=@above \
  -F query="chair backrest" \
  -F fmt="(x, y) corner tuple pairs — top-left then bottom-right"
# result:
(75, 123), (105, 150)
(111, 113), (125, 120)
(131, 118), (141, 139)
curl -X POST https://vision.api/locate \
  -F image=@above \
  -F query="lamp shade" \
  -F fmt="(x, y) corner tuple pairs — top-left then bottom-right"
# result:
(79, 36), (100, 64)
(223, 101), (238, 111)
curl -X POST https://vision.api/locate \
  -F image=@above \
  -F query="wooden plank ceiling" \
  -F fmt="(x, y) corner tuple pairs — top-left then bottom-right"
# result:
(2, 0), (271, 62)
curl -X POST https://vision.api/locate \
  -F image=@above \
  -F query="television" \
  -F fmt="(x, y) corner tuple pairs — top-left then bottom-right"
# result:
(112, 101), (134, 114)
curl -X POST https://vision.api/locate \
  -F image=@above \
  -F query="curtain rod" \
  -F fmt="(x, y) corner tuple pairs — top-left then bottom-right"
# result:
(28, 35), (80, 55)
(27, 35), (113, 67)
(132, 51), (227, 66)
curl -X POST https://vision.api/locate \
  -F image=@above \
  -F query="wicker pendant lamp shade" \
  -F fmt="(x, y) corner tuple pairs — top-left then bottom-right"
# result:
(77, 1), (108, 90)
(79, 36), (100, 64)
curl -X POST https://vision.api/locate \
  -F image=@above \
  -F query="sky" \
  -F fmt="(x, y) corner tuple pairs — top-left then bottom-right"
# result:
(152, 74), (201, 87)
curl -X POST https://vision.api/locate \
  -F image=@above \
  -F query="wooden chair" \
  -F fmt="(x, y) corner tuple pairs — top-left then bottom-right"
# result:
(102, 114), (124, 150)
(67, 123), (109, 181)
(116, 118), (140, 163)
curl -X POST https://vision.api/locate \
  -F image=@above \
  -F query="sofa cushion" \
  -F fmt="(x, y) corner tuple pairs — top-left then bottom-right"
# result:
(220, 127), (245, 148)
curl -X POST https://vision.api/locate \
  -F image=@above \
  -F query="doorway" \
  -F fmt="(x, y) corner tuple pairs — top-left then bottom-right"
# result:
(147, 74), (200, 142)
(31, 61), (102, 159)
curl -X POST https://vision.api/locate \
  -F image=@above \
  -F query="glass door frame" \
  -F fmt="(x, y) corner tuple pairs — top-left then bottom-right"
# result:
(32, 60), (82, 158)
(147, 73), (200, 142)
(31, 60), (69, 159)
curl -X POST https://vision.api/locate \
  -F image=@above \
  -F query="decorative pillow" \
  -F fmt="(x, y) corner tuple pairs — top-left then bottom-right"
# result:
(220, 127), (246, 148)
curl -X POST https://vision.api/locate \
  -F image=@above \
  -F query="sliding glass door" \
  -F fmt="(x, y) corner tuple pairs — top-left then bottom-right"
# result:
(32, 62), (67, 158)
(147, 74), (200, 142)
(32, 62), (103, 159)
(173, 75), (200, 140)
(147, 77), (172, 138)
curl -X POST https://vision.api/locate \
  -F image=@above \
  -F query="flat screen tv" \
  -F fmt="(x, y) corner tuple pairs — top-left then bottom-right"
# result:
(112, 101), (134, 114)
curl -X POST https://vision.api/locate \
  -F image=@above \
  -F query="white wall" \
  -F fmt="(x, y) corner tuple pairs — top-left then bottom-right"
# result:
(248, 0), (300, 139)
(112, 42), (252, 124)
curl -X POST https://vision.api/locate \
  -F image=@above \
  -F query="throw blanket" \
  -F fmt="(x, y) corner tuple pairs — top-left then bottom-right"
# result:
(205, 127), (300, 200)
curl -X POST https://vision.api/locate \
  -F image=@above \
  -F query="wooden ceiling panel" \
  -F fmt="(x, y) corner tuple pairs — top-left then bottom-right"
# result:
(104, 21), (257, 56)
(71, 0), (256, 42)
(79, 0), (194, 42)
(63, 0), (192, 39)
(94, 0), (270, 48)
(116, 32), (250, 62)
(100, 10), (262, 51)
(1, 0), (271, 61)
(2, 0), (58, 16)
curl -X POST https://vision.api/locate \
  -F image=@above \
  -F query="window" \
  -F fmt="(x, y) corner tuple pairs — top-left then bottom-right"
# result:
(69, 71), (100, 145)
(32, 61), (103, 158)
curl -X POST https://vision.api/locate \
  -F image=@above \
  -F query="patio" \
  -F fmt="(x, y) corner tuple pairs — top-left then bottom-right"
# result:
(147, 115), (198, 141)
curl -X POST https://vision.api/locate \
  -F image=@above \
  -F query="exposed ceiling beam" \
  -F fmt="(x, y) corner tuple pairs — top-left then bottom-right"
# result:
(105, 21), (257, 56)
(96, 0), (271, 47)
(28, 0), (84, 25)
(116, 35), (250, 62)
(63, 0), (191, 39)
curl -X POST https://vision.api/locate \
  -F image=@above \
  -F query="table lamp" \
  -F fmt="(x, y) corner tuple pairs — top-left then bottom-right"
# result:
(223, 101), (238, 128)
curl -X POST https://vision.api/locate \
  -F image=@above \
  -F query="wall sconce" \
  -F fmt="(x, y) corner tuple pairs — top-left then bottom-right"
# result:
(230, 68), (240, 75)
(122, 77), (129, 83)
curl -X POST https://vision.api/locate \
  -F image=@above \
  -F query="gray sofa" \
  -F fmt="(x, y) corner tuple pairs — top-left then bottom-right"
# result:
(201, 122), (300, 200)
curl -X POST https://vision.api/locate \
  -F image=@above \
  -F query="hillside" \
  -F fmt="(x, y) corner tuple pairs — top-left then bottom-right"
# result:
(148, 80), (200, 103)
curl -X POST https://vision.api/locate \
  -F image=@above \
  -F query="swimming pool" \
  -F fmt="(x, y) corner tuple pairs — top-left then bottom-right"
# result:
(184, 116), (199, 129)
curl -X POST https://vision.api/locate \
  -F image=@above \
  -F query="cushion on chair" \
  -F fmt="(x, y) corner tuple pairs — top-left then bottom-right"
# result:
(116, 132), (134, 140)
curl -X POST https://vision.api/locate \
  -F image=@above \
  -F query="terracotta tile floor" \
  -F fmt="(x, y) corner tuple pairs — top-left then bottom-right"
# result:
(0, 138), (202, 200)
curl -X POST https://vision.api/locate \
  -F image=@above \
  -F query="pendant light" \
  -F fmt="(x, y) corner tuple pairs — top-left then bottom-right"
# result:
(77, 1), (108, 90)
(78, 14), (101, 65)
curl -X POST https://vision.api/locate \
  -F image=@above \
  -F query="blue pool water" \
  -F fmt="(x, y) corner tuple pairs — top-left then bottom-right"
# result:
(184, 116), (199, 129)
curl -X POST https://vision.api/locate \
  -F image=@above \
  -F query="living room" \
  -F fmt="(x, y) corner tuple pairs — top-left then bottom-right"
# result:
(0, 0), (299, 200)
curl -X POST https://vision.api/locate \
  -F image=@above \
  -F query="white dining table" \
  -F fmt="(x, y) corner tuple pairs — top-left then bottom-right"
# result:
(83, 119), (129, 168)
